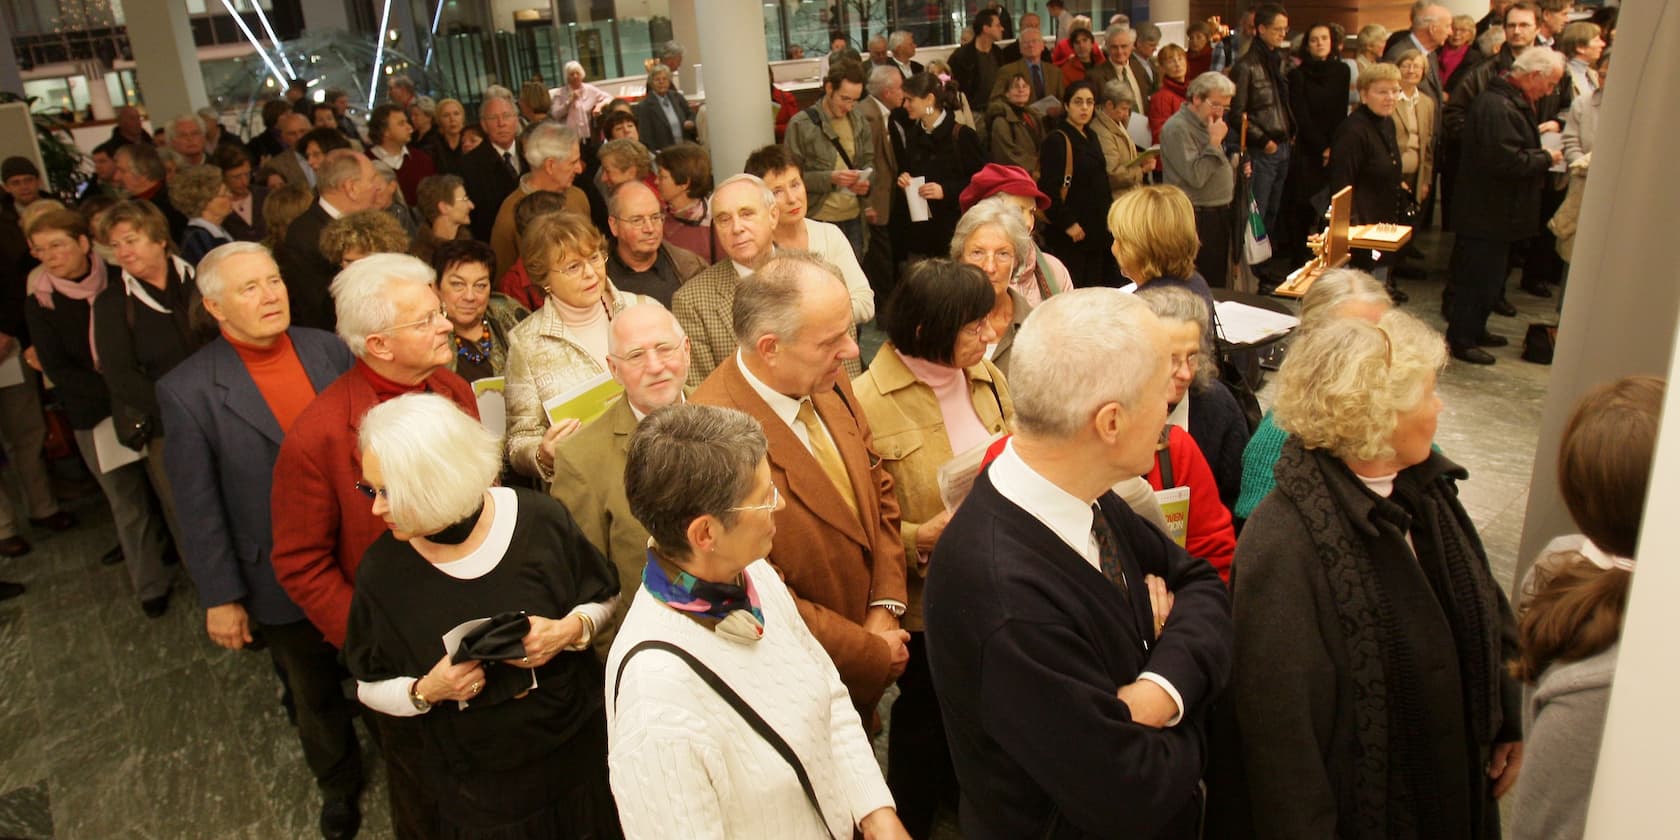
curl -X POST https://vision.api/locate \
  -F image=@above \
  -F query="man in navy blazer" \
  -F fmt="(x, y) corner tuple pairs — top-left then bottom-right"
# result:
(924, 289), (1233, 839)
(156, 242), (363, 840)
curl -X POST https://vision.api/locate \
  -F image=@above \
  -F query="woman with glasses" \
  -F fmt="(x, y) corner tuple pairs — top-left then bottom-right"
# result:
(742, 145), (874, 325)
(503, 213), (653, 485)
(607, 403), (909, 840)
(430, 238), (529, 384)
(169, 164), (235, 266)
(950, 197), (1035, 375)
(850, 259), (1014, 837)
(344, 392), (622, 839)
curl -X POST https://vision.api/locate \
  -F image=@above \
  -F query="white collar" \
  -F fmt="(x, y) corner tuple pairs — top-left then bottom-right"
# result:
(121, 255), (194, 315)
(1409, 32), (1433, 55)
(188, 217), (231, 240)
(492, 141), (517, 159)
(735, 348), (806, 430)
(429, 487), (520, 580)
(319, 197), (346, 220)
(730, 260), (754, 277)
(370, 144), (409, 168)
(917, 109), (950, 132)
(987, 438), (1099, 562)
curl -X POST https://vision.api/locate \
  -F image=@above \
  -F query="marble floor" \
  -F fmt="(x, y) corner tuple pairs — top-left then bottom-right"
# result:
(0, 245), (1558, 839)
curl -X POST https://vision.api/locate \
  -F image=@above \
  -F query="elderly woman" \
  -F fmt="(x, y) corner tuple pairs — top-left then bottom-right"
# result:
(552, 61), (613, 138)
(894, 72), (985, 259)
(1037, 80), (1116, 286)
(851, 259), (1012, 837)
(431, 238), (529, 383)
(503, 213), (653, 484)
(320, 209), (410, 268)
(1093, 81), (1149, 200)
(169, 164), (235, 265)
(1393, 50), (1437, 208)
(1511, 376), (1660, 840)
(607, 403), (909, 839)
(987, 74), (1045, 177)
(1108, 185), (1217, 321)
(1354, 24), (1389, 75)
(1230, 309), (1521, 839)
(1440, 15), (1480, 91)
(1147, 43), (1190, 144)
(655, 142), (714, 261)
(345, 393), (620, 838)
(407, 96), (438, 149)
(952, 197), (1036, 374)
(743, 144), (875, 325)
(1234, 269), (1389, 520)
(25, 208), (174, 616)
(1329, 63), (1407, 288)
(958, 165), (1072, 306)
(633, 64), (694, 152)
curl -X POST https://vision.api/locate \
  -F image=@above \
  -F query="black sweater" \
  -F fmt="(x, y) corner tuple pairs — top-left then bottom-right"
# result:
(25, 291), (110, 430)
(893, 111), (984, 256)
(1328, 105), (1405, 225)
(924, 470), (1233, 839)
(93, 260), (212, 447)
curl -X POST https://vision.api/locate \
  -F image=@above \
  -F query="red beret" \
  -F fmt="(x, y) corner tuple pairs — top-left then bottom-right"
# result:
(959, 163), (1051, 213)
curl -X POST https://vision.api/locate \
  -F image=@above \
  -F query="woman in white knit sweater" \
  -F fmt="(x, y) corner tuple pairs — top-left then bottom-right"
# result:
(605, 404), (910, 840)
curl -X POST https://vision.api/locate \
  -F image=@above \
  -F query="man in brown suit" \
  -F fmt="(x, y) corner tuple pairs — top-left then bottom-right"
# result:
(693, 252), (910, 714)
(860, 64), (904, 304)
(672, 174), (779, 387)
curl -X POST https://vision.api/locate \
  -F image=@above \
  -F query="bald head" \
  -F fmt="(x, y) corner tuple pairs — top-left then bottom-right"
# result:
(608, 303), (690, 414)
(1414, 3), (1453, 49)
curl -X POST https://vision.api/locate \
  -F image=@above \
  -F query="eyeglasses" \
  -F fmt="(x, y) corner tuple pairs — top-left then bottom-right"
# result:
(553, 252), (608, 284)
(354, 481), (388, 500)
(728, 484), (780, 513)
(610, 339), (686, 367)
(615, 213), (665, 229)
(964, 248), (1015, 268)
(1170, 352), (1203, 372)
(381, 305), (448, 334)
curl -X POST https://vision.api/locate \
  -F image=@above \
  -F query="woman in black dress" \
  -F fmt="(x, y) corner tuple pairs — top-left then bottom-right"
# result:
(1328, 63), (1406, 292)
(1035, 80), (1118, 287)
(893, 71), (984, 259)
(1285, 23), (1353, 266)
(345, 393), (622, 839)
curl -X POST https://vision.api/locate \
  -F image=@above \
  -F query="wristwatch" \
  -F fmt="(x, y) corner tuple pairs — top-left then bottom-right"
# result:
(409, 679), (431, 713)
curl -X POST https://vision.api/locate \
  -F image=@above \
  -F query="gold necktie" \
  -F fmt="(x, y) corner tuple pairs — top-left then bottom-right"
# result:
(796, 399), (858, 516)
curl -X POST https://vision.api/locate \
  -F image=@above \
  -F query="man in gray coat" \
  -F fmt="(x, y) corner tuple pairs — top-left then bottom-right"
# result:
(785, 60), (874, 260)
(1162, 72), (1238, 288)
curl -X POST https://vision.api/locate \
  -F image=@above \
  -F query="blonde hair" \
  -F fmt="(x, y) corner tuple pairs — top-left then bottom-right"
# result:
(520, 212), (607, 291)
(358, 393), (501, 536)
(319, 210), (410, 266)
(1273, 309), (1447, 462)
(1107, 185), (1198, 281)
(1356, 61), (1402, 91)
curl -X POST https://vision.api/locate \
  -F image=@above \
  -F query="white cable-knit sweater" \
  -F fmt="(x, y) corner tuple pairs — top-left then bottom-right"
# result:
(605, 560), (894, 839)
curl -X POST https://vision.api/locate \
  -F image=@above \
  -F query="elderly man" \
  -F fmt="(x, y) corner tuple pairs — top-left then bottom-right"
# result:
(113, 143), (189, 242)
(1229, 3), (1296, 241)
(991, 27), (1064, 104)
(488, 122), (587, 277)
(785, 61), (874, 260)
(267, 111), (316, 189)
(693, 251), (910, 715)
(458, 87), (528, 240)
(1163, 72), (1238, 287)
(672, 174), (780, 387)
(861, 64), (904, 304)
(1446, 48), (1565, 365)
(271, 253), (475, 840)
(387, 76), (418, 112)
(1135, 23), (1163, 87)
(275, 150), (383, 331)
(1385, 2), (1452, 103)
(156, 242), (362, 840)
(106, 104), (153, 150)
(167, 114), (209, 167)
(1090, 26), (1151, 109)
(925, 289), (1232, 839)
(605, 181), (706, 307)
(886, 30), (923, 79)
(551, 302), (689, 654)
(867, 34), (891, 65)
(366, 104), (435, 206)
(950, 10), (1008, 113)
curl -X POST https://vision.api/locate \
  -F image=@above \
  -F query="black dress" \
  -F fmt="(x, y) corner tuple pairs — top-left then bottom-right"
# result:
(894, 110), (983, 259)
(345, 488), (622, 839)
(1037, 122), (1120, 287)
(1283, 57), (1352, 263)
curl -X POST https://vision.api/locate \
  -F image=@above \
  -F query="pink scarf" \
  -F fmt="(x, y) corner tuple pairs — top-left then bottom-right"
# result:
(29, 252), (108, 367)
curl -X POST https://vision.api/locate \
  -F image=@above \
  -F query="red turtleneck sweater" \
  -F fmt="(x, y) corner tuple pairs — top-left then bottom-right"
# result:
(227, 331), (316, 432)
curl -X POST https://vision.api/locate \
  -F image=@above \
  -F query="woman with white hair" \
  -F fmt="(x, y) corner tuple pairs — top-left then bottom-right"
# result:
(951, 196), (1036, 375)
(633, 64), (694, 152)
(345, 392), (621, 839)
(552, 60), (613, 139)
(1226, 309), (1522, 838)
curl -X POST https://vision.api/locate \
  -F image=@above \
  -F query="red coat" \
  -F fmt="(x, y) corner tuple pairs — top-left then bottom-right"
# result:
(270, 361), (479, 646)
(498, 258), (544, 311)
(1146, 425), (1236, 582)
(1148, 78), (1189, 145)
(772, 85), (800, 142)
(368, 145), (437, 207)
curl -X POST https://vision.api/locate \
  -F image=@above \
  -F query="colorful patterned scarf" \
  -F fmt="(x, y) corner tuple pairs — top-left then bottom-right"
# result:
(641, 550), (764, 643)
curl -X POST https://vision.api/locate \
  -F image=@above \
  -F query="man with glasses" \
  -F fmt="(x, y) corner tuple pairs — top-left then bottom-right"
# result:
(271, 253), (477, 840)
(551, 303), (691, 654)
(605, 181), (705, 307)
(1229, 2), (1296, 260)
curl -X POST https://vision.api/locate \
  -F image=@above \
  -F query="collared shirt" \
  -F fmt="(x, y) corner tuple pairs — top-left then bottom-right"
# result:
(230, 193), (254, 225)
(319, 197), (346, 220)
(368, 144), (409, 170)
(986, 439), (1186, 725)
(893, 57), (915, 79)
(492, 141), (519, 176)
(607, 245), (685, 308)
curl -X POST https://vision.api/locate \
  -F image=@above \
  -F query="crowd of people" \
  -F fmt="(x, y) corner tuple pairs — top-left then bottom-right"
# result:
(0, 2), (1641, 838)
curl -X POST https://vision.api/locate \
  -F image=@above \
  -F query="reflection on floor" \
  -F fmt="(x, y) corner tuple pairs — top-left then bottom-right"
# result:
(0, 257), (1559, 839)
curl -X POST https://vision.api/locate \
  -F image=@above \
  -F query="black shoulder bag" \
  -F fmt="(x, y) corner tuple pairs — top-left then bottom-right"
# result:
(804, 105), (856, 169)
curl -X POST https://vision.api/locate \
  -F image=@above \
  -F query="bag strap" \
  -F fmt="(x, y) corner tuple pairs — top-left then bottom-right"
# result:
(614, 639), (838, 840)
(1058, 130), (1073, 202)
(1156, 431), (1177, 489)
(806, 106), (856, 169)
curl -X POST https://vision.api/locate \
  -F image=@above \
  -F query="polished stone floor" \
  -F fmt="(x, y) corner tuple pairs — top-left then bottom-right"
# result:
(0, 244), (1557, 838)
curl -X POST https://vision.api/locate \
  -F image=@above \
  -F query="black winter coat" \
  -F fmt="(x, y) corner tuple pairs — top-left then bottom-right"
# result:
(1037, 123), (1113, 259)
(893, 111), (983, 257)
(1288, 59), (1351, 201)
(1451, 78), (1554, 242)
(1228, 43), (1296, 147)
(1328, 105), (1405, 225)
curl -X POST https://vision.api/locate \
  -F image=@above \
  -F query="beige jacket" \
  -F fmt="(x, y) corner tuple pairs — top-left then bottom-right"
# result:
(1090, 110), (1146, 199)
(1394, 90), (1436, 192)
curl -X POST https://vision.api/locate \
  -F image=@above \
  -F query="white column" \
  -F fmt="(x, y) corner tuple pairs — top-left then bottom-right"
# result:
(669, 0), (702, 97)
(693, 0), (773, 177)
(125, 0), (207, 120)
(1149, 0), (1190, 24)
(299, 0), (351, 32)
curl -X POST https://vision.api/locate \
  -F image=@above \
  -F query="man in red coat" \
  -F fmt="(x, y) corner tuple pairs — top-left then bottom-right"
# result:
(270, 252), (476, 840)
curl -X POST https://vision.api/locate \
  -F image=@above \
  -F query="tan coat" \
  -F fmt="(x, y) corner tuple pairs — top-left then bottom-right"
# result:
(693, 356), (909, 711)
(851, 343), (1014, 630)
(489, 178), (591, 279)
(1091, 110), (1146, 199)
(988, 59), (1066, 104)
(859, 98), (899, 223)
(1394, 91), (1436, 194)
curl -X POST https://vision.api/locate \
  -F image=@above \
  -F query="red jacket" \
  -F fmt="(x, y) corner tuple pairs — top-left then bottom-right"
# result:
(269, 361), (479, 646)
(498, 258), (544, 312)
(368, 145), (437, 207)
(772, 85), (800, 142)
(1146, 425), (1236, 582)
(1148, 77), (1189, 145)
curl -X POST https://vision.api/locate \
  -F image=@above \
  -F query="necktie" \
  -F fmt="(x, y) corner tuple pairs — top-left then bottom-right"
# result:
(1030, 63), (1045, 99)
(501, 150), (518, 179)
(1091, 503), (1130, 599)
(795, 400), (858, 516)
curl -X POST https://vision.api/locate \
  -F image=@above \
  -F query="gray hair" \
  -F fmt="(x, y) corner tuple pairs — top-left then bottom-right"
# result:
(116, 144), (167, 183)
(1476, 25), (1505, 56)
(524, 122), (581, 168)
(482, 85), (515, 109)
(1104, 24), (1133, 45)
(1011, 288), (1165, 439)
(317, 149), (368, 194)
(1136, 23), (1162, 44)
(1412, 0), (1447, 25)
(195, 106), (220, 124)
(563, 60), (586, 78)
(1188, 71), (1236, 100)
(358, 393), (501, 536)
(625, 403), (768, 559)
(867, 63), (905, 98)
(166, 113), (201, 141)
(330, 253), (437, 357)
(1298, 268), (1391, 330)
(370, 160), (398, 184)
(389, 77), (418, 94)
(412, 95), (437, 116)
(713, 173), (776, 213)
(169, 164), (226, 219)
(887, 30), (914, 51)
(660, 40), (685, 59)
(1512, 45), (1566, 76)
(195, 241), (273, 302)
(733, 251), (844, 347)
(1134, 284), (1215, 388)
(950, 196), (1033, 279)
(607, 301), (685, 355)
(1099, 80), (1136, 109)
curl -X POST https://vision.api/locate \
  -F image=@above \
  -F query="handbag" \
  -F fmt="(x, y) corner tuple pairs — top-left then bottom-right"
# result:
(1242, 184), (1272, 265)
(614, 640), (839, 840)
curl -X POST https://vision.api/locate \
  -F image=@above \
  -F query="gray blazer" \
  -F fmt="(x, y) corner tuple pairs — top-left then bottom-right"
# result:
(157, 328), (354, 625)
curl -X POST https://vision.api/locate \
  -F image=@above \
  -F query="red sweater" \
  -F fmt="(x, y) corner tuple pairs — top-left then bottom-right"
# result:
(269, 360), (478, 646)
(1146, 425), (1236, 582)
(226, 331), (315, 432)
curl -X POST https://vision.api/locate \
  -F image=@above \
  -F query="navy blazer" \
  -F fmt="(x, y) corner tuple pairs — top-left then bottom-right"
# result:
(157, 328), (354, 625)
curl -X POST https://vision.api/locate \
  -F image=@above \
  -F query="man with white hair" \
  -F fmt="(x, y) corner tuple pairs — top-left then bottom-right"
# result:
(1446, 47), (1565, 365)
(167, 113), (209, 167)
(692, 251), (910, 716)
(886, 30), (923, 79)
(458, 86), (528, 240)
(551, 302), (690, 654)
(1385, 1), (1452, 103)
(271, 253), (476, 840)
(1162, 72), (1238, 287)
(1090, 26), (1149, 108)
(605, 181), (706, 307)
(156, 242), (362, 840)
(672, 174), (780, 386)
(924, 288), (1233, 838)
(488, 121), (587, 277)
(551, 60), (613, 139)
(276, 149), (384, 331)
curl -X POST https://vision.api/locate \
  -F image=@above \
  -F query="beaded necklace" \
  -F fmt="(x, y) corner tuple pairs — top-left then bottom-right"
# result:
(453, 320), (493, 364)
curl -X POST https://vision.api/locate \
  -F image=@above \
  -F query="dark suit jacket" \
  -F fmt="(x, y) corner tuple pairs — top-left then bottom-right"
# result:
(274, 202), (339, 331)
(693, 356), (909, 710)
(989, 58), (1066, 103)
(223, 186), (268, 243)
(458, 140), (527, 241)
(268, 148), (313, 190)
(157, 328), (354, 625)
